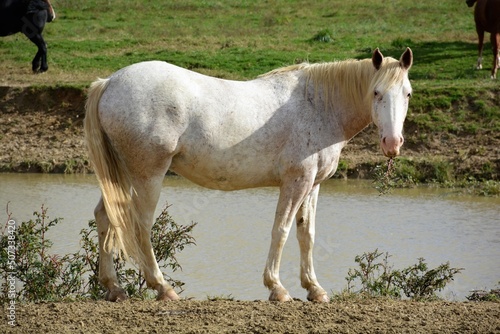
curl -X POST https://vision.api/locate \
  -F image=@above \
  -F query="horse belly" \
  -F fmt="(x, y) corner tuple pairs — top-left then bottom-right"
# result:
(98, 60), (294, 190)
(170, 149), (281, 191)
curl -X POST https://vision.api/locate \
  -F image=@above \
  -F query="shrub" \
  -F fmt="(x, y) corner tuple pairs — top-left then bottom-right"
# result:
(0, 205), (86, 303)
(345, 250), (401, 298)
(338, 249), (464, 301)
(466, 285), (500, 302)
(0, 204), (196, 303)
(395, 258), (463, 300)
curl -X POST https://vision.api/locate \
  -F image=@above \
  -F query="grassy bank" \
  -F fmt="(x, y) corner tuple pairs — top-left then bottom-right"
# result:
(0, 0), (498, 194)
(1, 0), (498, 83)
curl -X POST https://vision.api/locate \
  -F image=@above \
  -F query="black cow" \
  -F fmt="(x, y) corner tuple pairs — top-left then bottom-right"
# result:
(0, 0), (56, 73)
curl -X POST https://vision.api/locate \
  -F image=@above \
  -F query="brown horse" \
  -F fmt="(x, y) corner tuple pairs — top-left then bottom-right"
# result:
(466, 0), (500, 79)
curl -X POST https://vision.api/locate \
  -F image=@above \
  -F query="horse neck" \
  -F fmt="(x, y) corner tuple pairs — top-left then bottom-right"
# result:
(308, 60), (374, 141)
(336, 100), (372, 141)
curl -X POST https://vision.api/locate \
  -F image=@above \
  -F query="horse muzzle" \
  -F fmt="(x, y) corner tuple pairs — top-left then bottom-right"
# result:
(381, 135), (404, 158)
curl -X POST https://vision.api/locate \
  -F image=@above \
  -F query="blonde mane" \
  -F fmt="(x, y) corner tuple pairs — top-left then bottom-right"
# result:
(261, 57), (407, 112)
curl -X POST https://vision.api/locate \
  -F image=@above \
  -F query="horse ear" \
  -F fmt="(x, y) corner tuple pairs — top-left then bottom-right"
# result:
(400, 47), (413, 70)
(372, 48), (383, 70)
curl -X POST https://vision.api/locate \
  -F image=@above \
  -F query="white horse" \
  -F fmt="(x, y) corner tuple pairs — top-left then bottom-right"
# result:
(84, 48), (413, 302)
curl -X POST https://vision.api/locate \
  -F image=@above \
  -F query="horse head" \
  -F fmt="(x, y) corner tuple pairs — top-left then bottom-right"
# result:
(44, 0), (56, 22)
(26, 0), (56, 22)
(370, 48), (413, 158)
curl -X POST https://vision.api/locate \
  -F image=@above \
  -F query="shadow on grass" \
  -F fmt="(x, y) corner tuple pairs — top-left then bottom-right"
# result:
(355, 40), (494, 80)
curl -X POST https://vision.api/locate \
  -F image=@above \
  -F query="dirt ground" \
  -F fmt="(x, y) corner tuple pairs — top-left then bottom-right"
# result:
(0, 86), (88, 173)
(2, 299), (499, 333)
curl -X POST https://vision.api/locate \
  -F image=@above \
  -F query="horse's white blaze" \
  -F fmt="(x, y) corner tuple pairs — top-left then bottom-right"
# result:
(373, 77), (412, 158)
(84, 48), (413, 302)
(45, 0), (56, 20)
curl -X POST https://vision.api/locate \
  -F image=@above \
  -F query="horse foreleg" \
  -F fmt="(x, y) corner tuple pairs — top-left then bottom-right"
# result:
(263, 178), (312, 302)
(23, 12), (49, 73)
(94, 198), (128, 302)
(26, 33), (47, 73)
(295, 185), (328, 302)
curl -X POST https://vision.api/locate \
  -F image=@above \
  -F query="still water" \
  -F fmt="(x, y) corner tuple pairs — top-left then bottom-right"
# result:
(1, 173), (499, 300)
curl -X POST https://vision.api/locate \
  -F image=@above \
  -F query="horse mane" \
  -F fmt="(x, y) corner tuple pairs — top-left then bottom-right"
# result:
(26, 0), (50, 13)
(261, 57), (406, 112)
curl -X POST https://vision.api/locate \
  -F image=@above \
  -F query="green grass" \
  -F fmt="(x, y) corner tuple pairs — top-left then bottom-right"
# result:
(1, 0), (496, 82)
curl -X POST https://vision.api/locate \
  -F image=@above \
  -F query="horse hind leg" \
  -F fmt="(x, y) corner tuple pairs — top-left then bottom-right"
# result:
(295, 185), (329, 302)
(476, 29), (485, 70)
(490, 32), (499, 79)
(130, 173), (180, 301)
(95, 171), (179, 302)
(94, 198), (128, 302)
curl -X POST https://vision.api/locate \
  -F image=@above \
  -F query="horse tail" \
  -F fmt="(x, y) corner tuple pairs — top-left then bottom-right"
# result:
(84, 78), (145, 265)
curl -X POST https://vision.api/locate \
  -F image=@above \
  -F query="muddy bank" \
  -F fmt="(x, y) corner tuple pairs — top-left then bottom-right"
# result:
(2, 299), (499, 333)
(0, 86), (498, 182)
(0, 86), (88, 173)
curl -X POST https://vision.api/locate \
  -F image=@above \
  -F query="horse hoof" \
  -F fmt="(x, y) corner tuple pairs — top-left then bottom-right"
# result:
(307, 292), (329, 303)
(33, 67), (48, 74)
(268, 290), (293, 302)
(306, 286), (329, 302)
(157, 288), (180, 301)
(105, 289), (128, 302)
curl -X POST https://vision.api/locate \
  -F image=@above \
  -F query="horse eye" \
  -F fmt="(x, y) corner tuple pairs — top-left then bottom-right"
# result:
(374, 91), (379, 97)
(407, 93), (412, 98)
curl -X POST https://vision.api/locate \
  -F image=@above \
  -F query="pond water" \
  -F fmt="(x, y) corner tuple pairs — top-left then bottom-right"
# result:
(1, 173), (499, 301)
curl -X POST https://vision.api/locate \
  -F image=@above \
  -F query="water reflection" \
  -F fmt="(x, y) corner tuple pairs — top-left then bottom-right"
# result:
(0, 173), (499, 300)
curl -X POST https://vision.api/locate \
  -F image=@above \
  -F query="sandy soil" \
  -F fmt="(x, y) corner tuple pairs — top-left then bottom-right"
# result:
(2, 299), (500, 333)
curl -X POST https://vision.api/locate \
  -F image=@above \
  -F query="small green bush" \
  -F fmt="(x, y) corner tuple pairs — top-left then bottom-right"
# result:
(1, 204), (196, 303)
(396, 258), (463, 300)
(0, 206), (86, 303)
(338, 249), (464, 301)
(466, 285), (500, 302)
(345, 250), (401, 298)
